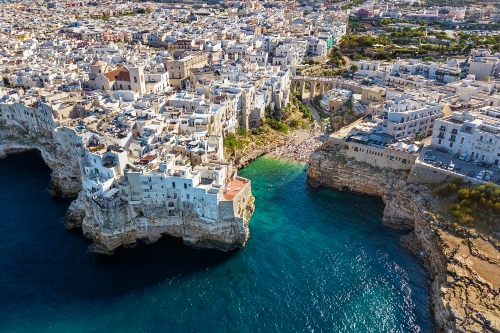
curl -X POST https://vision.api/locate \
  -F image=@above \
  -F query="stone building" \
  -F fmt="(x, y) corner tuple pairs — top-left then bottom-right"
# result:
(163, 52), (208, 89)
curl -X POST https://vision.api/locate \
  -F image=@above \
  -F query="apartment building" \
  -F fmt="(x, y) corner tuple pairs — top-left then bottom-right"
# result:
(431, 107), (500, 165)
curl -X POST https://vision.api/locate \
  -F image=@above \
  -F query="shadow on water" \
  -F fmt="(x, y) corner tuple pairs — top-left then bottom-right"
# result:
(0, 151), (237, 300)
(87, 236), (238, 294)
(1, 148), (52, 173)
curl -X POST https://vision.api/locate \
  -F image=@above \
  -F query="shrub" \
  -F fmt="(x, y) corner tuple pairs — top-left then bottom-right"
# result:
(223, 134), (244, 150)
(265, 118), (288, 133)
(237, 126), (247, 136)
(457, 188), (470, 200)
(449, 181), (500, 223)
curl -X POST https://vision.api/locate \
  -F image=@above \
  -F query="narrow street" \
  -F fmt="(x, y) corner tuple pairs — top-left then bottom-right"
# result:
(303, 98), (323, 129)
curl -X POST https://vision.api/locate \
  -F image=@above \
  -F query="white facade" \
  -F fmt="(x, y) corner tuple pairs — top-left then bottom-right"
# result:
(431, 107), (500, 165)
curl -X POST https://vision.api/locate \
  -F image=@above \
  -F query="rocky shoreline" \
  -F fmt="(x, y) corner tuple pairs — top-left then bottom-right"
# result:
(0, 123), (254, 254)
(0, 125), (82, 198)
(308, 143), (500, 333)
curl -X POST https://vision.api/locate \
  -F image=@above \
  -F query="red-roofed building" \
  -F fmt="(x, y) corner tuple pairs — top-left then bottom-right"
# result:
(91, 63), (146, 96)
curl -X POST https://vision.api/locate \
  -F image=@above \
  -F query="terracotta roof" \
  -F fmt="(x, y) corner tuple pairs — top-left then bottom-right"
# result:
(103, 68), (130, 82)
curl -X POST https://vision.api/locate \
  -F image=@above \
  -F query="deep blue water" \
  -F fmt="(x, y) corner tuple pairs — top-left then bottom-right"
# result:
(0, 152), (433, 333)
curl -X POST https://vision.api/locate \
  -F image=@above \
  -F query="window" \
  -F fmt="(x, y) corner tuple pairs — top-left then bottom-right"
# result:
(449, 142), (453, 148)
(390, 156), (394, 161)
(186, 194), (190, 200)
(172, 182), (175, 188)
(134, 77), (137, 83)
(184, 183), (187, 189)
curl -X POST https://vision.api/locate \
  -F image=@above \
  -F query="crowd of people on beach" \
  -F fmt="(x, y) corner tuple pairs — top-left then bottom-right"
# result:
(269, 131), (325, 163)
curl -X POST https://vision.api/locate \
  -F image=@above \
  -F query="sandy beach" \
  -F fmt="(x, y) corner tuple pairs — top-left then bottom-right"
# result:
(266, 130), (327, 164)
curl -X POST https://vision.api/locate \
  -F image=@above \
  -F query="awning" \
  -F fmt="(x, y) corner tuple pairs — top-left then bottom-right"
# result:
(104, 188), (119, 198)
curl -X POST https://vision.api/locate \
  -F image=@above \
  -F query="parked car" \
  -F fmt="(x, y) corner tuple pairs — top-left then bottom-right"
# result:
(425, 151), (433, 156)
(494, 178), (500, 185)
(453, 153), (459, 159)
(473, 159), (480, 165)
(484, 174), (492, 181)
(454, 166), (461, 172)
(478, 161), (486, 167)
(436, 147), (448, 153)
(465, 157), (472, 162)
(436, 161), (443, 167)
(424, 155), (436, 162)
(458, 154), (467, 161)
(485, 163), (492, 168)
(467, 171), (476, 177)
(442, 163), (448, 169)
(448, 163), (455, 171)
(476, 172), (484, 180)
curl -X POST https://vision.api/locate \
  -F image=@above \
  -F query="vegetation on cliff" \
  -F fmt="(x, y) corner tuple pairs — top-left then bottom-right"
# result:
(436, 178), (500, 232)
(223, 99), (316, 162)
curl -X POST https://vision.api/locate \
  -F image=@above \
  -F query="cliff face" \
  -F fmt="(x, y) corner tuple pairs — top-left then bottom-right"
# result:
(1, 121), (255, 253)
(0, 122), (81, 198)
(307, 145), (414, 230)
(308, 144), (500, 333)
(66, 181), (255, 254)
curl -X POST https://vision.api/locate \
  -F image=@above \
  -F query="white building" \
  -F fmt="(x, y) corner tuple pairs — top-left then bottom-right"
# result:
(431, 107), (500, 165)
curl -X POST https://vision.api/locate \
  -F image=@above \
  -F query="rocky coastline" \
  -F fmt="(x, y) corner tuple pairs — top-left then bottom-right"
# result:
(0, 123), (82, 198)
(308, 143), (500, 333)
(0, 123), (254, 254)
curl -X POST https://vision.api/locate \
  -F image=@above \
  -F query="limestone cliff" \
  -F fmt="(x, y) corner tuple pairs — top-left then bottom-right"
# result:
(0, 122), (81, 197)
(1, 121), (255, 253)
(66, 181), (255, 254)
(308, 143), (500, 333)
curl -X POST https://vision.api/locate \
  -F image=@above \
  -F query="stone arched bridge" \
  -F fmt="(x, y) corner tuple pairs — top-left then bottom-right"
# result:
(291, 76), (364, 99)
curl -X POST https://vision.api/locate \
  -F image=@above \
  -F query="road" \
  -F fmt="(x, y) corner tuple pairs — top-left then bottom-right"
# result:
(303, 98), (323, 129)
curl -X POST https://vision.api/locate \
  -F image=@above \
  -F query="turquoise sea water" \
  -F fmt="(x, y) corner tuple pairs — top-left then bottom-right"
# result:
(0, 152), (433, 333)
